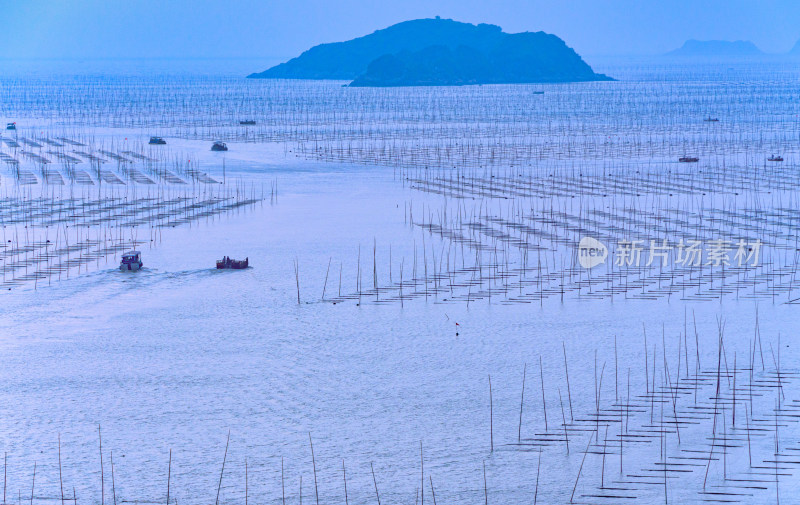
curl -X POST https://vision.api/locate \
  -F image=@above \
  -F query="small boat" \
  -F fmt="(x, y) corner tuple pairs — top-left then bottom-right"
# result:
(703, 118), (719, 122)
(239, 120), (256, 125)
(6, 123), (16, 130)
(211, 141), (228, 152)
(216, 256), (249, 269)
(768, 155), (784, 162)
(679, 157), (699, 163)
(119, 251), (143, 271)
(149, 136), (167, 145)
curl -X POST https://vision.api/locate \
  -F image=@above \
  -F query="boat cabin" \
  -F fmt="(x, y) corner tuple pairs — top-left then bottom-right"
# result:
(216, 256), (249, 269)
(120, 250), (143, 271)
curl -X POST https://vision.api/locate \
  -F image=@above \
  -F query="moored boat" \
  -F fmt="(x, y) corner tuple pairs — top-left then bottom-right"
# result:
(239, 120), (256, 125)
(149, 136), (166, 145)
(679, 157), (699, 163)
(119, 251), (143, 271)
(6, 122), (16, 131)
(768, 155), (783, 162)
(216, 256), (249, 269)
(211, 141), (228, 151)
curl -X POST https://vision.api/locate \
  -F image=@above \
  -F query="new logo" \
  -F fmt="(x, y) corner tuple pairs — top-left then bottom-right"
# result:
(578, 237), (608, 269)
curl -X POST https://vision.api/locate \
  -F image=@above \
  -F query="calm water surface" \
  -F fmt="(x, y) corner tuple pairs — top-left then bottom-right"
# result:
(0, 59), (798, 505)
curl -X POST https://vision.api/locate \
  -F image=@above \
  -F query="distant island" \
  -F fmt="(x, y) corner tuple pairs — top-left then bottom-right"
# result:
(248, 18), (613, 86)
(667, 39), (763, 56)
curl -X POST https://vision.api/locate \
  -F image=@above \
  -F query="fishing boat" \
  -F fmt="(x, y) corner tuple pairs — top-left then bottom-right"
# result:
(149, 136), (166, 145)
(119, 251), (143, 271)
(768, 155), (784, 162)
(679, 157), (699, 163)
(211, 141), (228, 152)
(6, 122), (16, 130)
(216, 256), (249, 269)
(239, 120), (256, 125)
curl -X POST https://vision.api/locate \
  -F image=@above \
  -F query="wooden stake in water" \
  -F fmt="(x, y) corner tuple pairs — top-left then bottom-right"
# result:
(540, 356), (548, 431)
(489, 375), (494, 452)
(58, 436), (64, 505)
(534, 450), (541, 505)
(571, 431), (595, 504)
(294, 258), (301, 304)
(215, 431), (230, 505)
(342, 460), (348, 505)
(110, 451), (116, 505)
(558, 387), (569, 454)
(563, 343), (573, 420)
(309, 433), (319, 505)
(98, 426), (104, 505)
(371, 463), (381, 505)
(322, 258), (332, 300)
(29, 462), (35, 505)
(518, 363), (527, 443)
(166, 450), (171, 505)
(483, 460), (488, 505)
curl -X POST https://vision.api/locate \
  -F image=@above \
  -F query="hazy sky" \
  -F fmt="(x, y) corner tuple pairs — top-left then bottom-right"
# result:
(2, 0), (800, 61)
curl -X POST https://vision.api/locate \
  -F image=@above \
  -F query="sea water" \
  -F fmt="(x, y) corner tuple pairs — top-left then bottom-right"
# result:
(0, 57), (799, 504)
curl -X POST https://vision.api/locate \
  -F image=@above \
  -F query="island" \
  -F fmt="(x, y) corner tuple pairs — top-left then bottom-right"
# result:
(247, 18), (613, 86)
(666, 39), (763, 57)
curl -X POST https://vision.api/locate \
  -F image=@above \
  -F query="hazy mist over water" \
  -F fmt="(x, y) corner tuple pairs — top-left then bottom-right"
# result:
(0, 58), (285, 78)
(4, 0), (800, 61)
